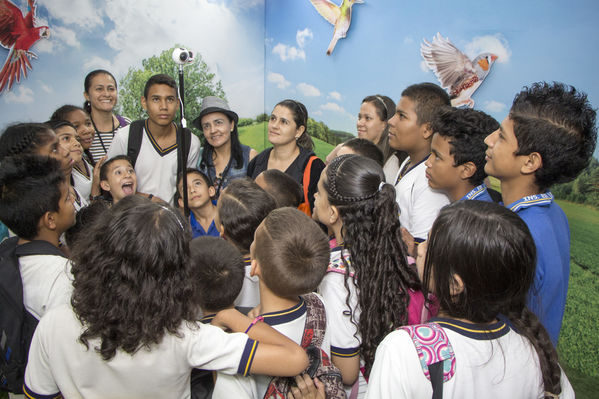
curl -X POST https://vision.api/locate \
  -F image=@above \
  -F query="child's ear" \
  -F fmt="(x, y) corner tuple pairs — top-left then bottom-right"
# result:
(208, 186), (216, 198)
(329, 205), (340, 225)
(521, 152), (543, 175)
(177, 196), (184, 209)
(100, 180), (111, 192)
(43, 211), (58, 231)
(140, 95), (147, 111)
(450, 273), (465, 296)
(421, 123), (434, 140)
(250, 258), (261, 278)
(459, 162), (476, 181)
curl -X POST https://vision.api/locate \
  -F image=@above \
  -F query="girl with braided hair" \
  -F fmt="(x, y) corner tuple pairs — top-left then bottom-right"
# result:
(312, 154), (427, 398)
(366, 200), (573, 398)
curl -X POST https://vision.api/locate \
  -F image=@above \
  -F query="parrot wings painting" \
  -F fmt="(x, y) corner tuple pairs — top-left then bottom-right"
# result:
(0, 0), (49, 93)
(421, 33), (497, 108)
(309, 0), (363, 55)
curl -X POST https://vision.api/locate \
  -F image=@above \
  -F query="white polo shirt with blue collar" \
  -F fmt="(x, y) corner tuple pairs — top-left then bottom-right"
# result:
(508, 192), (569, 346)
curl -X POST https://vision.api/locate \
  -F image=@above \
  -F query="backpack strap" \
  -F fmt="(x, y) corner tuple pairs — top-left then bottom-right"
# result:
(126, 120), (145, 168)
(14, 240), (66, 258)
(302, 156), (317, 205)
(399, 323), (455, 398)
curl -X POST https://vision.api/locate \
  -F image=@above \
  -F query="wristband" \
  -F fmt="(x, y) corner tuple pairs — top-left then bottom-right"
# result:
(244, 316), (264, 334)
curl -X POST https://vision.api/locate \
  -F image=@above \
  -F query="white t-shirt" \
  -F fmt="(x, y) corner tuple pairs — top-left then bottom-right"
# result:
(365, 318), (575, 399)
(393, 156), (449, 241)
(24, 305), (257, 399)
(234, 258), (260, 309)
(19, 254), (73, 320)
(106, 123), (200, 204)
(213, 294), (331, 399)
(71, 158), (94, 202)
(318, 246), (367, 398)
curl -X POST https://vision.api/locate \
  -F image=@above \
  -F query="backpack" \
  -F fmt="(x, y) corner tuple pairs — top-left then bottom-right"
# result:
(126, 119), (192, 176)
(0, 237), (66, 394)
(297, 156), (317, 217)
(399, 322), (456, 399)
(263, 293), (346, 399)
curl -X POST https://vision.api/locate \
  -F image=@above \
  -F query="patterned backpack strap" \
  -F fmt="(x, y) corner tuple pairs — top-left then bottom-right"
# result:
(300, 293), (326, 349)
(398, 323), (456, 383)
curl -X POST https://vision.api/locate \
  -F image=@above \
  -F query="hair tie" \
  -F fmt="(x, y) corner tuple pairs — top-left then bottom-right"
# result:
(378, 182), (386, 192)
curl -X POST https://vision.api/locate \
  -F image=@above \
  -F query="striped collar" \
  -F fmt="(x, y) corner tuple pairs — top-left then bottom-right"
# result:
(461, 184), (488, 201)
(508, 192), (553, 213)
(243, 256), (251, 266)
(200, 313), (216, 324)
(260, 297), (306, 326)
(431, 316), (510, 340)
(144, 120), (178, 156)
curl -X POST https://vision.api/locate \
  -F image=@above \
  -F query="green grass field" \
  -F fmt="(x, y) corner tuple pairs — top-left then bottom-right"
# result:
(239, 121), (334, 160)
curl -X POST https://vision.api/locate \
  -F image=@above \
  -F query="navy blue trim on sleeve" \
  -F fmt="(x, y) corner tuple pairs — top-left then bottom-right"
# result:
(23, 383), (62, 399)
(237, 338), (258, 376)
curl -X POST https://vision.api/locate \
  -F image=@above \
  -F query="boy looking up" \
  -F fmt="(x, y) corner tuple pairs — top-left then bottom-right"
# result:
(484, 82), (597, 346)
(107, 74), (200, 204)
(425, 107), (499, 202)
(387, 83), (450, 250)
(177, 168), (219, 238)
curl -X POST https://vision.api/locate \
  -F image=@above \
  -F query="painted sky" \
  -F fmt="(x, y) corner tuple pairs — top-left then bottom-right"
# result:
(265, 0), (599, 157)
(1, 0), (265, 125)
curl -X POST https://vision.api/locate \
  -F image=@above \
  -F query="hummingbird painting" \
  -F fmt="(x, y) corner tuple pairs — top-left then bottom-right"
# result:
(309, 0), (363, 55)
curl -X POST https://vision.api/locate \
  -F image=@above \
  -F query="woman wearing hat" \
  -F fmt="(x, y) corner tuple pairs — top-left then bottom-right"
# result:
(192, 96), (257, 197)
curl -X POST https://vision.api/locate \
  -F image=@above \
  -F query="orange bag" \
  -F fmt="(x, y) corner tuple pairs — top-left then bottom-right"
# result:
(297, 156), (317, 217)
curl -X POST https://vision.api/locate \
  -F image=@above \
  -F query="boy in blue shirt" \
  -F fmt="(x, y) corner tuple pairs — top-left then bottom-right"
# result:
(176, 168), (219, 238)
(425, 107), (499, 202)
(484, 82), (597, 346)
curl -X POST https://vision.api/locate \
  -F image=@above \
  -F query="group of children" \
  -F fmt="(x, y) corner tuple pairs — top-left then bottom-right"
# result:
(0, 72), (596, 399)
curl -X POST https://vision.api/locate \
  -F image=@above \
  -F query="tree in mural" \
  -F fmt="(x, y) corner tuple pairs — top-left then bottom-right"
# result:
(117, 45), (226, 130)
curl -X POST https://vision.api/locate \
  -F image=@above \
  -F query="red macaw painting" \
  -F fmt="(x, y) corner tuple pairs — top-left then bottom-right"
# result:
(0, 0), (49, 93)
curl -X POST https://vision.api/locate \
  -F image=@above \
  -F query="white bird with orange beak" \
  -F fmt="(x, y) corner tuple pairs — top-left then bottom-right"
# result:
(421, 33), (498, 108)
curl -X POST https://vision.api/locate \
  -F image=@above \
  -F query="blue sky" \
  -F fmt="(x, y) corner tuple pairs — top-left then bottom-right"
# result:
(265, 0), (599, 157)
(0, 0), (265, 126)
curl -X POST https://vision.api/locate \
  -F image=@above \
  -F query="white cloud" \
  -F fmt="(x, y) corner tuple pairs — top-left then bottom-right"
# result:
(313, 110), (323, 116)
(464, 34), (511, 64)
(296, 28), (313, 48)
(38, 0), (103, 29)
(404, 36), (414, 45)
(38, 81), (53, 93)
(4, 86), (34, 104)
(32, 36), (53, 53)
(297, 82), (320, 97)
(420, 60), (430, 73)
(272, 27), (311, 62)
(321, 102), (345, 113)
(53, 26), (81, 48)
(230, 0), (264, 9)
(272, 43), (305, 62)
(328, 91), (341, 101)
(83, 56), (114, 71)
(483, 100), (507, 113)
(267, 72), (291, 89)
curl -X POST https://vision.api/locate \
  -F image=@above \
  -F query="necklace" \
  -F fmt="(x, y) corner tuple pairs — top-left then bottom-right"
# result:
(91, 115), (117, 153)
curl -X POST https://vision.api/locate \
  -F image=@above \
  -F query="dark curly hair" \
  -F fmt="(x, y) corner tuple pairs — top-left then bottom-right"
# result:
(424, 201), (562, 397)
(275, 99), (314, 151)
(509, 82), (597, 191)
(323, 154), (420, 376)
(431, 107), (499, 186)
(70, 195), (195, 360)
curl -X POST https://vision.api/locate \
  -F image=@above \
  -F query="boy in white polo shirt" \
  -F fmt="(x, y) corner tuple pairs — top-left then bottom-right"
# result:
(106, 74), (200, 204)
(387, 83), (450, 255)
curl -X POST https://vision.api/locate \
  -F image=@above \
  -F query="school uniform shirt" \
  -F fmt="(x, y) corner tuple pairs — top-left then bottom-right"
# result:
(383, 152), (402, 183)
(106, 123), (200, 205)
(318, 246), (368, 398)
(212, 295), (332, 399)
(393, 156), (450, 242)
(189, 212), (219, 238)
(19, 254), (73, 320)
(234, 256), (260, 309)
(24, 304), (258, 399)
(459, 183), (493, 202)
(508, 192), (569, 346)
(365, 317), (574, 399)
(72, 158), (94, 201)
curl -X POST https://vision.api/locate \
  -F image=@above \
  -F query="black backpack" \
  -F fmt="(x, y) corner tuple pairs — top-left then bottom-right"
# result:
(126, 119), (192, 176)
(0, 237), (67, 394)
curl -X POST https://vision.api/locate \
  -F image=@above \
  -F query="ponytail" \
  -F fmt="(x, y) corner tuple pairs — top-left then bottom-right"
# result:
(507, 307), (562, 398)
(0, 123), (54, 160)
(296, 131), (314, 151)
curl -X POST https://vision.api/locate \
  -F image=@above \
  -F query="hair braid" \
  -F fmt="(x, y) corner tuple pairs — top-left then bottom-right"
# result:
(0, 123), (52, 160)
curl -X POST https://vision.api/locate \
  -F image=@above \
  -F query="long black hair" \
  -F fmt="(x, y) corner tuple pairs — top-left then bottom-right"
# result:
(70, 196), (195, 360)
(323, 154), (420, 376)
(198, 114), (245, 171)
(424, 201), (562, 397)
